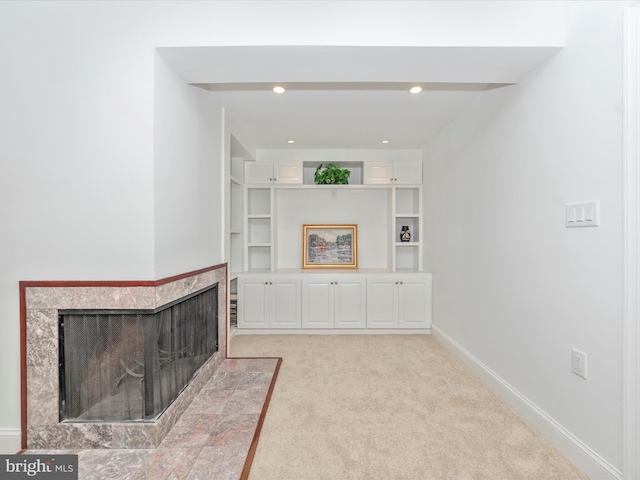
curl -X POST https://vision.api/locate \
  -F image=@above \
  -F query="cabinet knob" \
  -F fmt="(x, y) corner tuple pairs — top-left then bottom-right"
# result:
(390, 178), (394, 181)
(395, 281), (399, 284)
(265, 281), (268, 285)
(270, 281), (273, 285)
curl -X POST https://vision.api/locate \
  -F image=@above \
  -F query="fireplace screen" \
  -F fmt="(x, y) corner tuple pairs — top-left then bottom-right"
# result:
(58, 285), (218, 422)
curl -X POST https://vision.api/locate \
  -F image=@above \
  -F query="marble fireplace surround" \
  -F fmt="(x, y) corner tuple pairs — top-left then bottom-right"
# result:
(20, 264), (228, 450)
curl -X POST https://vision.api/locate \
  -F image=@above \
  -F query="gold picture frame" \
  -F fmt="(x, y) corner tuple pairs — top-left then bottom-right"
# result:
(302, 224), (358, 269)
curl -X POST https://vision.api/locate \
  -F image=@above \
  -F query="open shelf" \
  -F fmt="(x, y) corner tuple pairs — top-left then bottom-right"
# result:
(394, 217), (420, 243)
(248, 245), (271, 270)
(395, 244), (420, 270)
(302, 161), (364, 185)
(395, 188), (420, 215)
(247, 188), (271, 215)
(248, 218), (271, 244)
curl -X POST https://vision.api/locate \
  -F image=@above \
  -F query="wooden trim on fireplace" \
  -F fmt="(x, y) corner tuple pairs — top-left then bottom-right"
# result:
(154, 263), (226, 286)
(18, 263), (228, 450)
(225, 263), (229, 359)
(238, 356), (283, 480)
(19, 283), (27, 450)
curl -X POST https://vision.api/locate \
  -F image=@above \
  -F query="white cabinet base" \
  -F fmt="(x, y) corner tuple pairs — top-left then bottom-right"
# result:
(238, 272), (431, 332)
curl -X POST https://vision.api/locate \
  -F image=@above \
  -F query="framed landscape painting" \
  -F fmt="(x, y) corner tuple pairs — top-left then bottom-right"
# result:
(302, 224), (358, 268)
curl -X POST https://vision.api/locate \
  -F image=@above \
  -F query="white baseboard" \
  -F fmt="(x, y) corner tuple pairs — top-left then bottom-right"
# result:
(0, 429), (21, 454)
(432, 326), (621, 480)
(234, 328), (431, 335)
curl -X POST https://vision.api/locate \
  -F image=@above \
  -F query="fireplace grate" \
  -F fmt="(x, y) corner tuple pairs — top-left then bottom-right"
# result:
(58, 285), (218, 423)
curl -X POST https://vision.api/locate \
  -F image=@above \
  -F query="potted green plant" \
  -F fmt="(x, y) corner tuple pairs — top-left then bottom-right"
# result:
(313, 163), (351, 185)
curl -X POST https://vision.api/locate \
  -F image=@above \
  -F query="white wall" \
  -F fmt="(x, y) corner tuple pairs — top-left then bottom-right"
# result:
(424, 2), (627, 475)
(153, 54), (224, 278)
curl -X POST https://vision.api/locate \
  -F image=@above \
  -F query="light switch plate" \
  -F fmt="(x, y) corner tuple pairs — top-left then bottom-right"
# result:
(566, 200), (599, 228)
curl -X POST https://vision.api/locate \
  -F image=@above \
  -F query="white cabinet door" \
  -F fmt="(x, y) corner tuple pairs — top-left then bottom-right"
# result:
(363, 161), (394, 184)
(237, 279), (269, 329)
(398, 276), (432, 328)
(302, 278), (333, 328)
(334, 278), (366, 328)
(302, 277), (366, 328)
(394, 161), (423, 185)
(367, 275), (431, 329)
(245, 161), (302, 184)
(366, 277), (398, 328)
(245, 162), (274, 184)
(364, 161), (423, 185)
(270, 278), (302, 328)
(273, 161), (303, 184)
(238, 276), (301, 329)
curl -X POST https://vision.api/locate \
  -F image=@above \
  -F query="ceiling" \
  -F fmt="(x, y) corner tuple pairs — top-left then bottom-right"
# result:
(199, 82), (496, 150)
(159, 46), (560, 151)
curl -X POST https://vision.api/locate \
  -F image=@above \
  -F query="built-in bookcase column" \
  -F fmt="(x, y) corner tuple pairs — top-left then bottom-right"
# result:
(393, 186), (422, 271)
(245, 187), (273, 271)
(229, 166), (243, 279)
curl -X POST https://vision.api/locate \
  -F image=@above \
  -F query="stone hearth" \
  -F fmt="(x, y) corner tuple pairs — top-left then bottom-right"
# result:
(22, 265), (227, 449)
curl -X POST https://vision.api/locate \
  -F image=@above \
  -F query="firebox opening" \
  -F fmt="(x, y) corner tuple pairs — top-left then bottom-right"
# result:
(58, 285), (218, 423)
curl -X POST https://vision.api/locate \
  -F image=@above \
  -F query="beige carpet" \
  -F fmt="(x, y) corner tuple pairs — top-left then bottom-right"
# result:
(231, 334), (587, 480)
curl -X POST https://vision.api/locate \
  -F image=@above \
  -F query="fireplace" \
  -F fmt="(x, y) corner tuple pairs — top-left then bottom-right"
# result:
(23, 265), (227, 449)
(59, 285), (218, 423)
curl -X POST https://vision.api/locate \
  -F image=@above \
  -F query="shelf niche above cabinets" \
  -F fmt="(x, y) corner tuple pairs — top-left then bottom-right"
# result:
(302, 161), (364, 185)
(242, 185), (422, 273)
(275, 187), (390, 270)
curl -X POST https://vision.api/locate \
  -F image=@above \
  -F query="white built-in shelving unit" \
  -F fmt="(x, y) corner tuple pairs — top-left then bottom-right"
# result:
(229, 157), (244, 281)
(234, 154), (431, 333)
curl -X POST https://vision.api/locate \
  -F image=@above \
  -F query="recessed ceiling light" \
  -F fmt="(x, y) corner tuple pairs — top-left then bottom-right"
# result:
(287, 140), (295, 144)
(273, 86), (286, 94)
(409, 86), (423, 94)
(381, 140), (390, 144)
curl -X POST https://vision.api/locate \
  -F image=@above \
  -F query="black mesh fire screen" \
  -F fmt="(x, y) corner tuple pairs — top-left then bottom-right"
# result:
(58, 285), (218, 422)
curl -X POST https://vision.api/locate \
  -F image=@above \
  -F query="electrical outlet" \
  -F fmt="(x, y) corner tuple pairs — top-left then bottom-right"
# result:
(571, 348), (588, 379)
